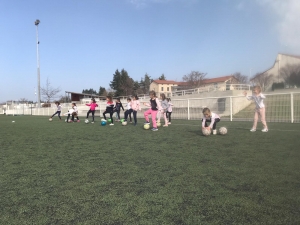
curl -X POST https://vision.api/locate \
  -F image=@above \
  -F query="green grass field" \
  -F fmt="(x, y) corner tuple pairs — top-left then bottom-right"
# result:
(1, 115), (300, 224)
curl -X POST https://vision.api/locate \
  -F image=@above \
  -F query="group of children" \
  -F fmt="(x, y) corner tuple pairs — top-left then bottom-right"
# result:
(50, 85), (268, 133)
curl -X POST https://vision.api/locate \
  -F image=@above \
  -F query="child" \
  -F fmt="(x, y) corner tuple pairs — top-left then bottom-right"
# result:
(103, 96), (115, 125)
(160, 93), (169, 127)
(202, 108), (220, 135)
(166, 98), (173, 125)
(124, 98), (133, 123)
(143, 91), (162, 131)
(50, 101), (62, 120)
(71, 103), (80, 122)
(86, 98), (98, 124)
(64, 108), (74, 123)
(243, 86), (268, 132)
(114, 98), (124, 122)
(131, 95), (141, 126)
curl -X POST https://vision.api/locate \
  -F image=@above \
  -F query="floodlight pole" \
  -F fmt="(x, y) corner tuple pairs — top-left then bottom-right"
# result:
(35, 19), (41, 108)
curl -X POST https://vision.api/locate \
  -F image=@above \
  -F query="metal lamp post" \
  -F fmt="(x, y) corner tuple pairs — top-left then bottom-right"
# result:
(35, 19), (41, 108)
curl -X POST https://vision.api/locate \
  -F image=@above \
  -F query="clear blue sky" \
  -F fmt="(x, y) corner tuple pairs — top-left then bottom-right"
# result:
(1, 0), (299, 102)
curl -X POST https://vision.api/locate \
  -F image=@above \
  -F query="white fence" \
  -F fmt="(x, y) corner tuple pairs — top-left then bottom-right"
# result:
(4, 92), (300, 123)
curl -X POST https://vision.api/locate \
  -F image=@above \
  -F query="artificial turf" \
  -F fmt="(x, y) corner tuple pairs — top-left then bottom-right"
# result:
(0, 115), (300, 224)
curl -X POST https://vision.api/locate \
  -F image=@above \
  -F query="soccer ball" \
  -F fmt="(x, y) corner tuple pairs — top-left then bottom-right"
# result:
(122, 121), (127, 126)
(108, 118), (112, 123)
(85, 119), (89, 124)
(49, 118), (52, 122)
(156, 122), (161, 127)
(101, 121), (107, 126)
(144, 124), (150, 130)
(74, 118), (77, 122)
(101, 118), (106, 122)
(120, 119), (125, 122)
(219, 127), (227, 135)
(202, 128), (211, 136)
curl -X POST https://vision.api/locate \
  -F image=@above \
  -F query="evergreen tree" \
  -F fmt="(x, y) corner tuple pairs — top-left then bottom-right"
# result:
(158, 73), (166, 80)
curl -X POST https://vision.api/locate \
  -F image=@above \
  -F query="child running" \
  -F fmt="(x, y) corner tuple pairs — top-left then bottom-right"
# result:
(64, 108), (74, 123)
(50, 101), (62, 121)
(103, 96), (115, 125)
(124, 98), (133, 123)
(71, 103), (80, 122)
(114, 98), (124, 122)
(131, 95), (141, 126)
(160, 93), (169, 127)
(143, 91), (162, 131)
(202, 107), (220, 135)
(86, 98), (98, 124)
(166, 98), (173, 125)
(243, 86), (268, 132)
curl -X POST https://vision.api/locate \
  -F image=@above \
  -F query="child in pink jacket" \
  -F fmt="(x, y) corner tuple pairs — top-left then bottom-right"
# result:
(143, 91), (162, 131)
(86, 98), (98, 123)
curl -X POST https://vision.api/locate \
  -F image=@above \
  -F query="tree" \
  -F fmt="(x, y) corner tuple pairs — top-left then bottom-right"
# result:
(233, 72), (248, 83)
(98, 86), (107, 96)
(82, 88), (97, 95)
(158, 74), (166, 80)
(110, 69), (122, 96)
(110, 69), (134, 96)
(41, 78), (61, 103)
(57, 95), (70, 103)
(19, 98), (28, 104)
(250, 73), (273, 91)
(142, 73), (152, 94)
(280, 64), (300, 87)
(182, 71), (207, 88)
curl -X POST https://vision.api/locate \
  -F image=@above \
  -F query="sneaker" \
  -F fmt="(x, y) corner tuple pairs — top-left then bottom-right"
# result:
(168, 122), (171, 125)
(130, 121), (133, 123)
(144, 121), (150, 125)
(151, 128), (158, 131)
(110, 123), (114, 126)
(213, 129), (217, 135)
(262, 128), (268, 132)
(163, 125), (168, 127)
(77, 120), (80, 122)
(91, 121), (94, 124)
(250, 128), (256, 132)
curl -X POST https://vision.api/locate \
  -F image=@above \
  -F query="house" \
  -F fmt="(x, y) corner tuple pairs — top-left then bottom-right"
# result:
(149, 80), (180, 97)
(258, 53), (300, 90)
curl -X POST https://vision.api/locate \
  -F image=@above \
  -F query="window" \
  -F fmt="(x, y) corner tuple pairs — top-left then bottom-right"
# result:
(167, 87), (169, 91)
(161, 87), (164, 91)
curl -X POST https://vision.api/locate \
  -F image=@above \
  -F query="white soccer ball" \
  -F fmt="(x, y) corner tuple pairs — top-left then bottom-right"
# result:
(122, 121), (127, 126)
(85, 119), (89, 124)
(101, 118), (106, 122)
(202, 128), (211, 136)
(156, 122), (161, 127)
(49, 118), (52, 122)
(219, 127), (227, 135)
(144, 124), (150, 130)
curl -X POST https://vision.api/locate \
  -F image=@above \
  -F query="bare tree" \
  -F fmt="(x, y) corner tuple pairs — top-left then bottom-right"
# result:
(19, 98), (28, 104)
(250, 73), (273, 91)
(182, 71), (207, 88)
(233, 72), (248, 83)
(41, 78), (61, 103)
(280, 64), (300, 87)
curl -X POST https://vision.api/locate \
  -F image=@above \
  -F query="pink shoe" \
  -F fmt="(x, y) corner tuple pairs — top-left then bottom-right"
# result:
(77, 120), (80, 122)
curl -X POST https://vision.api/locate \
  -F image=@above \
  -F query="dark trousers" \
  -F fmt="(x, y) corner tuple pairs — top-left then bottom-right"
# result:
(202, 118), (220, 130)
(103, 109), (114, 123)
(166, 112), (172, 122)
(133, 110), (137, 124)
(116, 109), (121, 120)
(124, 109), (132, 122)
(51, 111), (61, 119)
(71, 114), (79, 121)
(86, 110), (95, 121)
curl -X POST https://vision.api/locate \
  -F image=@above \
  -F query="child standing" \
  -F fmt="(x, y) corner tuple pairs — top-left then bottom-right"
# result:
(50, 101), (62, 120)
(103, 96), (115, 125)
(86, 98), (98, 124)
(166, 98), (173, 124)
(131, 95), (141, 126)
(71, 103), (80, 122)
(124, 98), (133, 123)
(202, 108), (220, 135)
(243, 86), (268, 132)
(143, 91), (162, 131)
(160, 93), (169, 127)
(114, 98), (124, 122)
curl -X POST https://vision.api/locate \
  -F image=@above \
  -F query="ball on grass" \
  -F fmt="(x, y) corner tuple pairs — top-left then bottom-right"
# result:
(122, 121), (127, 126)
(108, 118), (112, 123)
(85, 119), (89, 124)
(202, 128), (211, 136)
(156, 122), (161, 127)
(219, 127), (227, 135)
(101, 121), (107, 126)
(144, 124), (150, 130)
(49, 118), (52, 122)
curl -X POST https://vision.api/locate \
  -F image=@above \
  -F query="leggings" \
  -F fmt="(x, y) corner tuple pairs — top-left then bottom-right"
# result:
(71, 114), (79, 121)
(51, 111), (61, 119)
(86, 110), (95, 121)
(124, 109), (132, 122)
(144, 109), (158, 128)
(116, 110), (121, 120)
(133, 110), (137, 124)
(103, 109), (114, 123)
(166, 112), (172, 122)
(202, 118), (220, 130)
(253, 107), (267, 129)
